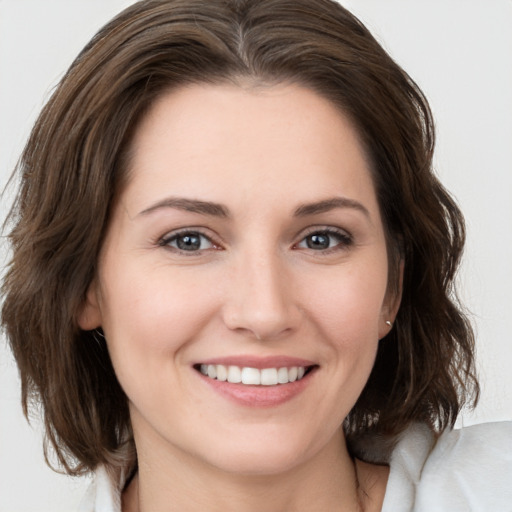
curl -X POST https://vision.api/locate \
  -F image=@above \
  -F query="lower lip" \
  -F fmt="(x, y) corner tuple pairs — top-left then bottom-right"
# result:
(197, 369), (316, 407)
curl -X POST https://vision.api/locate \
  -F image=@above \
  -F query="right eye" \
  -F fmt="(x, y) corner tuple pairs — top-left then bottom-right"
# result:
(160, 231), (215, 253)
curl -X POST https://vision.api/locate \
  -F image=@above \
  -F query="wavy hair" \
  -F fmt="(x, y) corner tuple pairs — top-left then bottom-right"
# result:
(1, 0), (478, 474)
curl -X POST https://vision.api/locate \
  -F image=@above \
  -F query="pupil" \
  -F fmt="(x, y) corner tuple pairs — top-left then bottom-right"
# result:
(307, 233), (329, 249)
(177, 234), (201, 251)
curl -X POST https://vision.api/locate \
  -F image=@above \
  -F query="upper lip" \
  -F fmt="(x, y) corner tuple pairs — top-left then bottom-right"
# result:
(194, 355), (317, 369)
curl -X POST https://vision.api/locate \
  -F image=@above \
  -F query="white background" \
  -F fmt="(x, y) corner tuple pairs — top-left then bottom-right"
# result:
(1, 1), (511, 511)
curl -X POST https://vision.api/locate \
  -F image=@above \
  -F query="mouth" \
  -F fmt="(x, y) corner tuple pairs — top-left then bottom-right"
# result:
(194, 364), (316, 385)
(193, 356), (318, 407)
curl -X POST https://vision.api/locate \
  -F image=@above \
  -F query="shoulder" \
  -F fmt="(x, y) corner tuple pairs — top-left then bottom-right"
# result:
(382, 421), (512, 512)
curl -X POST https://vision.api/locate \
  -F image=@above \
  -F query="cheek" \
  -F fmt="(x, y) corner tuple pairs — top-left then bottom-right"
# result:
(98, 263), (219, 376)
(305, 265), (388, 341)
(300, 260), (387, 398)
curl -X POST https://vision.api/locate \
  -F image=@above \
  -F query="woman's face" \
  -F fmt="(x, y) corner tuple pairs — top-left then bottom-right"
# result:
(79, 83), (397, 475)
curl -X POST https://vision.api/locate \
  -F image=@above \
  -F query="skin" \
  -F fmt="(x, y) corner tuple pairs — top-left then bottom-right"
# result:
(79, 83), (400, 511)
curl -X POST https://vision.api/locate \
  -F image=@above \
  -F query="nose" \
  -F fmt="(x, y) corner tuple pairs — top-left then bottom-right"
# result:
(222, 249), (301, 341)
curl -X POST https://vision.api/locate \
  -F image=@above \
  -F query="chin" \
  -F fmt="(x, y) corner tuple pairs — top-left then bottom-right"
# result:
(196, 428), (328, 476)
(210, 450), (307, 476)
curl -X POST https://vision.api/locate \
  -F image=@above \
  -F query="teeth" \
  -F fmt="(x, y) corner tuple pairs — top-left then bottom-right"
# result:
(261, 368), (278, 386)
(198, 364), (309, 385)
(207, 365), (217, 379)
(277, 367), (289, 384)
(227, 365), (242, 383)
(216, 364), (228, 382)
(241, 367), (260, 385)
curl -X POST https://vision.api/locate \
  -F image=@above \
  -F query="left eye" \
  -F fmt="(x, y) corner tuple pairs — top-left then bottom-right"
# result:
(162, 231), (214, 252)
(296, 230), (351, 251)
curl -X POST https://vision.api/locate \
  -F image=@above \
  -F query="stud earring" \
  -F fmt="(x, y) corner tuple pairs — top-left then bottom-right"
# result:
(385, 320), (393, 327)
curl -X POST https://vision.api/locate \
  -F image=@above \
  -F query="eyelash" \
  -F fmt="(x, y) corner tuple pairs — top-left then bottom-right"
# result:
(158, 228), (218, 254)
(294, 227), (353, 253)
(158, 227), (353, 255)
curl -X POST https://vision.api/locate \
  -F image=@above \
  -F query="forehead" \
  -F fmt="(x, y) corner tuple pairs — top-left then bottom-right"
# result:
(121, 82), (379, 217)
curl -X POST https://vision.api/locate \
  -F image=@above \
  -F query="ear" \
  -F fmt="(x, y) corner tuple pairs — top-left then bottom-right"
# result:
(77, 279), (103, 330)
(379, 260), (404, 339)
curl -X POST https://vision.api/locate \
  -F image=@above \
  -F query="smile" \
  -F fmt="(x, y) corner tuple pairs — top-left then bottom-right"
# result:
(194, 360), (317, 407)
(198, 364), (309, 385)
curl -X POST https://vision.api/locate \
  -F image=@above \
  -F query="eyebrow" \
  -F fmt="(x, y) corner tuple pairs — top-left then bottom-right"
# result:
(138, 197), (229, 217)
(293, 197), (370, 218)
(137, 196), (370, 220)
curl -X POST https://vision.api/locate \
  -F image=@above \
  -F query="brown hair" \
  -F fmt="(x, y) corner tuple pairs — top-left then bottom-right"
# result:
(1, 0), (478, 475)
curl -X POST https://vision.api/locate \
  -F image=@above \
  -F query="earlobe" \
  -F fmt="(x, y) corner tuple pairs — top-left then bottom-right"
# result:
(378, 314), (395, 340)
(379, 260), (404, 339)
(77, 280), (103, 330)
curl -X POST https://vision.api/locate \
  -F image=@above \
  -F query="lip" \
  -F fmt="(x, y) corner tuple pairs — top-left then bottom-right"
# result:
(193, 355), (318, 408)
(195, 355), (316, 369)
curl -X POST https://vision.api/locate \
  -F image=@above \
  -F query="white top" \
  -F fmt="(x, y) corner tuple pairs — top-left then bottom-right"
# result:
(381, 421), (512, 511)
(79, 421), (512, 512)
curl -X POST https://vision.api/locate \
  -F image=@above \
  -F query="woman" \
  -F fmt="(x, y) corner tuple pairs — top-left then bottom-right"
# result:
(1, 0), (511, 510)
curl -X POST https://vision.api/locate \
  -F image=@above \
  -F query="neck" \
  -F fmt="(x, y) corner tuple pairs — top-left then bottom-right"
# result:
(123, 429), (369, 512)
